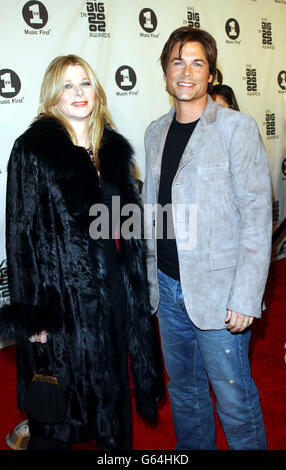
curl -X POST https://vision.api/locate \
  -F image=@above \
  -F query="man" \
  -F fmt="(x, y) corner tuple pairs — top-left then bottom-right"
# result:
(143, 27), (272, 450)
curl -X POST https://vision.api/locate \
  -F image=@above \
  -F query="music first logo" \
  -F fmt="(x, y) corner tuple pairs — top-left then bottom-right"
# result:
(139, 8), (159, 38)
(0, 69), (23, 105)
(277, 71), (286, 93)
(282, 159), (286, 179)
(115, 66), (138, 97)
(183, 7), (200, 29)
(81, 1), (110, 38)
(242, 64), (260, 96)
(263, 110), (279, 140)
(225, 18), (241, 44)
(22, 1), (51, 36)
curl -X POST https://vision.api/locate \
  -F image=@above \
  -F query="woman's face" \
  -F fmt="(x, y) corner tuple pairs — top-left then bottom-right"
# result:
(56, 64), (96, 123)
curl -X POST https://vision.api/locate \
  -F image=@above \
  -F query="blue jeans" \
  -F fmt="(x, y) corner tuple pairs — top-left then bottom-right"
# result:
(157, 269), (267, 450)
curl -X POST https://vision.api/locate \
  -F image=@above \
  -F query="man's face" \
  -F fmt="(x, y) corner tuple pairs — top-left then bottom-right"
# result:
(164, 41), (213, 105)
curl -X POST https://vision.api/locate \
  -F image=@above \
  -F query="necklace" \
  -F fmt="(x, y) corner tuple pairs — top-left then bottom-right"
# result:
(87, 146), (100, 176)
(87, 145), (95, 165)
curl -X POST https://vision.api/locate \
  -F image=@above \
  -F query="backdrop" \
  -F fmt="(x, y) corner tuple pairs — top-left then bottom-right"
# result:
(1, 0), (286, 326)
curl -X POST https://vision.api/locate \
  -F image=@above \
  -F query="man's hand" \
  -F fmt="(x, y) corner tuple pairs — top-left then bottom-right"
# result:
(29, 330), (48, 343)
(225, 310), (254, 333)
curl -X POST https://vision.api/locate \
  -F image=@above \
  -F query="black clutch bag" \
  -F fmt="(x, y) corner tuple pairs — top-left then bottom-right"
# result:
(24, 341), (66, 424)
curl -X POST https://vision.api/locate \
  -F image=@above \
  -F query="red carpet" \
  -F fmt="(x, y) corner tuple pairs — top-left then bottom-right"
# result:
(0, 258), (285, 451)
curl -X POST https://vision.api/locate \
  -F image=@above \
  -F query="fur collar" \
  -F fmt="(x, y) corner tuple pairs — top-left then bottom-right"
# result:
(20, 116), (135, 189)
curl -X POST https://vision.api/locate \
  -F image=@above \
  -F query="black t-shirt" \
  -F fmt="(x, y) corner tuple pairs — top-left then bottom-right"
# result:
(157, 115), (199, 280)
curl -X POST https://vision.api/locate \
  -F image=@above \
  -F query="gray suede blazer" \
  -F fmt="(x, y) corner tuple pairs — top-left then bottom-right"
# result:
(142, 95), (272, 330)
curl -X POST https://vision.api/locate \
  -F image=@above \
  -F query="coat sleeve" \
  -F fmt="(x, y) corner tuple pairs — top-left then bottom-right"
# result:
(141, 123), (161, 315)
(0, 138), (62, 341)
(227, 115), (272, 317)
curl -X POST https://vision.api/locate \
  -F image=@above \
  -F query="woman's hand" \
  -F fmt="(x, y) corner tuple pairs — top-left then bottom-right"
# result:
(29, 330), (48, 343)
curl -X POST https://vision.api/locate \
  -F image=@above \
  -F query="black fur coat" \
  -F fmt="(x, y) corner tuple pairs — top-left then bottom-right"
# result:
(0, 117), (164, 445)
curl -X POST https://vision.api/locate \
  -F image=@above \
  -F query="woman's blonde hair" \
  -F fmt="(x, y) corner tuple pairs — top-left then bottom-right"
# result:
(37, 54), (114, 155)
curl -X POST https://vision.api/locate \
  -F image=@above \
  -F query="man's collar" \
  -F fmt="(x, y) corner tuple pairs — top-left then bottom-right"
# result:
(200, 94), (218, 123)
(170, 94), (218, 125)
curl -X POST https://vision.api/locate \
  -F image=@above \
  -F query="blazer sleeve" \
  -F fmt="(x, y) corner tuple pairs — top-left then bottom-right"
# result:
(142, 123), (156, 244)
(0, 138), (62, 341)
(227, 115), (272, 317)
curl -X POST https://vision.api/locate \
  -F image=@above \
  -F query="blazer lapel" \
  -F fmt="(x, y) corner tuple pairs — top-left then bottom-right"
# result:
(176, 95), (218, 173)
(149, 96), (218, 188)
(176, 119), (208, 173)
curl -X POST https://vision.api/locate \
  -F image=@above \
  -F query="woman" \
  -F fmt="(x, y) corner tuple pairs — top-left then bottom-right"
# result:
(0, 55), (163, 450)
(211, 84), (240, 111)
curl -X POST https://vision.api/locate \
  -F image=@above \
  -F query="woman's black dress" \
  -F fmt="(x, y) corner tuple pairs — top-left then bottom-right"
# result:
(97, 176), (132, 450)
(28, 175), (132, 450)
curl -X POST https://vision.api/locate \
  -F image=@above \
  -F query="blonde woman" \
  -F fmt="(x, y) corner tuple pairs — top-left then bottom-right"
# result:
(0, 55), (163, 450)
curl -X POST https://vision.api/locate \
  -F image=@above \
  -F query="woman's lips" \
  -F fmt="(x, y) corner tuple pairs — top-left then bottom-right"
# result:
(71, 101), (88, 107)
